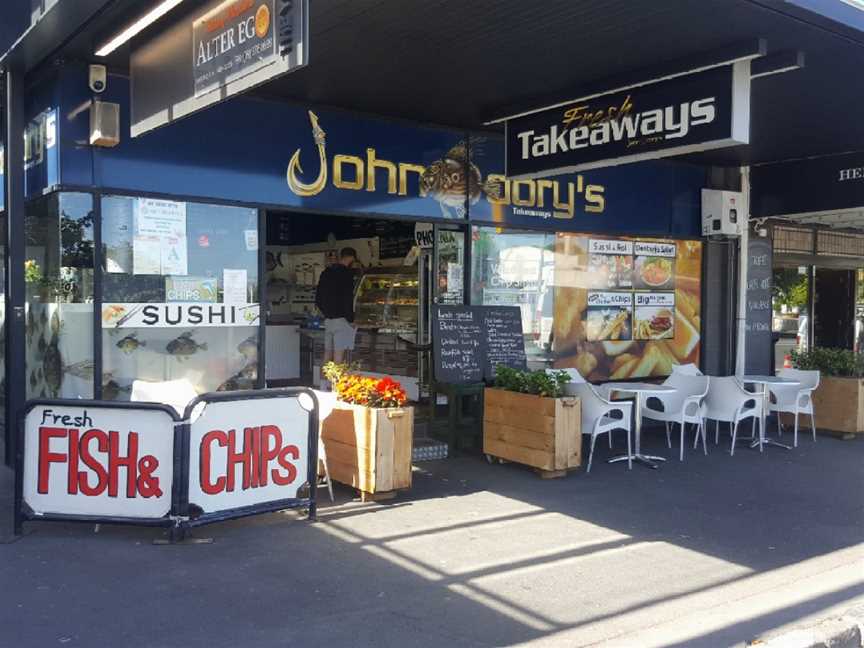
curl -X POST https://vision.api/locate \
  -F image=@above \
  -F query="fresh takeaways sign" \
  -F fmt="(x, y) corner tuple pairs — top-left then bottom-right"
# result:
(505, 62), (751, 179)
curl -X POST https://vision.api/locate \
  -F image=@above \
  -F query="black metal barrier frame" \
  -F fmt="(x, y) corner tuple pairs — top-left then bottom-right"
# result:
(13, 388), (319, 538)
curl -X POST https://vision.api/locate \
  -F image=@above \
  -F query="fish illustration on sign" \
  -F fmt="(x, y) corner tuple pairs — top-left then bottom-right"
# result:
(64, 360), (95, 381)
(50, 310), (61, 336)
(419, 141), (502, 219)
(117, 333), (146, 355)
(37, 336), (47, 353)
(237, 335), (257, 360)
(42, 335), (63, 397)
(102, 379), (132, 401)
(216, 374), (254, 392)
(166, 331), (207, 360)
(29, 370), (37, 391)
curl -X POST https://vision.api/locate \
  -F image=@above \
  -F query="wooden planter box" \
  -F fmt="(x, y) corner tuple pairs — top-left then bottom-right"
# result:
(320, 403), (414, 501)
(483, 388), (581, 478)
(811, 376), (864, 437)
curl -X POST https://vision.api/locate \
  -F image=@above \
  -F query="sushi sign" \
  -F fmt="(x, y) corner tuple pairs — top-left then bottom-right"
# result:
(22, 404), (175, 519)
(102, 303), (260, 328)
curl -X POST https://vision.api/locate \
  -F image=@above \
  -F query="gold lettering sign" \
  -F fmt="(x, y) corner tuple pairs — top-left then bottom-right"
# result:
(286, 112), (606, 217)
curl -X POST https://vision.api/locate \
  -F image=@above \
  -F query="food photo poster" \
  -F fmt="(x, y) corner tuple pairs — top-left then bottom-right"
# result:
(554, 234), (702, 381)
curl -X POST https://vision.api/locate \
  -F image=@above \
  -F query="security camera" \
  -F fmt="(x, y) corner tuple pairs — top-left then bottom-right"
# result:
(89, 64), (107, 93)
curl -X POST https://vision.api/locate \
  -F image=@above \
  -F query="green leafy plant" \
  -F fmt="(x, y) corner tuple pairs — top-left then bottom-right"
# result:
(493, 365), (570, 398)
(791, 347), (864, 378)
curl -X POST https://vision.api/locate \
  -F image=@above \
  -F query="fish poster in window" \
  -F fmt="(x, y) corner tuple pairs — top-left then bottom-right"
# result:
(584, 292), (632, 341)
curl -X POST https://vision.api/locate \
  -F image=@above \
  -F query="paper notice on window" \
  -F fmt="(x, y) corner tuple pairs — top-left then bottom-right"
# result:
(135, 198), (186, 238)
(223, 269), (248, 304)
(244, 229), (258, 251)
(161, 236), (188, 275)
(133, 236), (162, 275)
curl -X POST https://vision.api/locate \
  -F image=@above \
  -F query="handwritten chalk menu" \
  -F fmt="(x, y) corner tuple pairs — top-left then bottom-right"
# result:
(432, 306), (485, 384)
(432, 305), (527, 384)
(744, 236), (773, 375)
(481, 307), (528, 380)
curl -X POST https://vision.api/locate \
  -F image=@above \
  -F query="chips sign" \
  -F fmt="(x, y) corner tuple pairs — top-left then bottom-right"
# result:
(187, 396), (310, 512)
(505, 62), (751, 179)
(17, 391), (317, 530)
(22, 404), (175, 519)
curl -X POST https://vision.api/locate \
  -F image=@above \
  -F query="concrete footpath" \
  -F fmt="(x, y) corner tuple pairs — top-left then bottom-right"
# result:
(1, 430), (863, 647)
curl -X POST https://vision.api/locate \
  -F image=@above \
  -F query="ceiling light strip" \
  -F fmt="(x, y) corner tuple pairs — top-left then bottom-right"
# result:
(95, 0), (185, 57)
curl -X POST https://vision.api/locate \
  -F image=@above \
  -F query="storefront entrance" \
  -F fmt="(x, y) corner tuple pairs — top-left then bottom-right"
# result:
(814, 268), (856, 350)
(262, 210), (466, 402)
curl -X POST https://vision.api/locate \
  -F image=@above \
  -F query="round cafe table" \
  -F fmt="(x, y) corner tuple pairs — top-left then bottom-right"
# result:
(739, 375), (800, 451)
(604, 382), (677, 469)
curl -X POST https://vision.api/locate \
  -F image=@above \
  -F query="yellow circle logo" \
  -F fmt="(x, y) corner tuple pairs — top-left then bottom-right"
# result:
(255, 4), (270, 38)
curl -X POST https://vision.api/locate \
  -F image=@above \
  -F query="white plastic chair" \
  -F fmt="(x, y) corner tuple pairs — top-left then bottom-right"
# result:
(672, 363), (703, 376)
(641, 374), (709, 461)
(769, 369), (820, 447)
(571, 382), (632, 472)
(703, 377), (764, 456)
(131, 378), (199, 418)
(552, 367), (610, 399)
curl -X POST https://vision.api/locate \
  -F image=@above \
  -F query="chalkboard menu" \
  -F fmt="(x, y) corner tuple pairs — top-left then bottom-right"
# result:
(744, 236), (773, 375)
(432, 306), (484, 384)
(481, 307), (528, 380)
(432, 305), (527, 384)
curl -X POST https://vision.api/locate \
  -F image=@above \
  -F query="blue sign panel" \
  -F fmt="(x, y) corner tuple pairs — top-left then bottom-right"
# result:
(52, 65), (703, 237)
(469, 136), (705, 237)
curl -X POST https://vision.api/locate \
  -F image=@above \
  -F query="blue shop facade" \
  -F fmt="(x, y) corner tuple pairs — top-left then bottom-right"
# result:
(1, 62), (710, 409)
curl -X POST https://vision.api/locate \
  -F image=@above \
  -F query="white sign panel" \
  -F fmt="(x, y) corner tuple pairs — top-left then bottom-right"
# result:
(102, 303), (260, 328)
(23, 405), (175, 518)
(587, 291), (633, 307)
(187, 396), (310, 513)
(589, 239), (633, 255)
(634, 242), (677, 257)
(635, 292), (676, 307)
(223, 269), (249, 304)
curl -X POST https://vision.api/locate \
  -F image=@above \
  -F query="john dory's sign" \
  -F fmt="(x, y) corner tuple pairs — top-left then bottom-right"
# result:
(505, 62), (751, 179)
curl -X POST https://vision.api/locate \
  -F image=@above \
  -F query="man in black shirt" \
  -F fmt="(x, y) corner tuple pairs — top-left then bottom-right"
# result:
(315, 247), (357, 366)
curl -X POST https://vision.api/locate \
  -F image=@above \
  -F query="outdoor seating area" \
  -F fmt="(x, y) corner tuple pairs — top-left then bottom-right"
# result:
(560, 366), (824, 473)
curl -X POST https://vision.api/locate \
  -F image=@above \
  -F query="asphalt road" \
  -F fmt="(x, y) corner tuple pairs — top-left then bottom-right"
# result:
(1, 427), (863, 647)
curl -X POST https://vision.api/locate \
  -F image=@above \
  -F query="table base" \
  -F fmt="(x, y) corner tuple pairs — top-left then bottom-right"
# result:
(608, 453), (666, 469)
(751, 438), (791, 450)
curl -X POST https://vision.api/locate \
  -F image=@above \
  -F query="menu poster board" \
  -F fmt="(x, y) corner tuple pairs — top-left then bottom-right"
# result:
(481, 307), (527, 380)
(744, 237), (773, 375)
(554, 235), (702, 381)
(432, 306), (484, 384)
(432, 305), (527, 384)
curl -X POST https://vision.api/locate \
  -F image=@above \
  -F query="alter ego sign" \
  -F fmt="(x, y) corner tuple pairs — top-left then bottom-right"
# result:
(23, 404), (176, 519)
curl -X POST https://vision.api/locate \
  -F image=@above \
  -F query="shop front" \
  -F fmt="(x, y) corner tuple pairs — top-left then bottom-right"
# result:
(1, 61), (715, 465)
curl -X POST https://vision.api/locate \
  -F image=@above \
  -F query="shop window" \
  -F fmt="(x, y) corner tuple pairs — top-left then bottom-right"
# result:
(471, 227), (704, 379)
(101, 196), (259, 398)
(471, 227), (556, 364)
(24, 192), (94, 399)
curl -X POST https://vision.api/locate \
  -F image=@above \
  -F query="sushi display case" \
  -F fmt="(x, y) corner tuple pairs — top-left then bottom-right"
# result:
(353, 267), (419, 335)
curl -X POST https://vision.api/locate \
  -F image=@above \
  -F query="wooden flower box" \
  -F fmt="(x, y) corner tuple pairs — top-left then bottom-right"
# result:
(483, 388), (581, 478)
(811, 376), (864, 438)
(320, 403), (414, 501)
